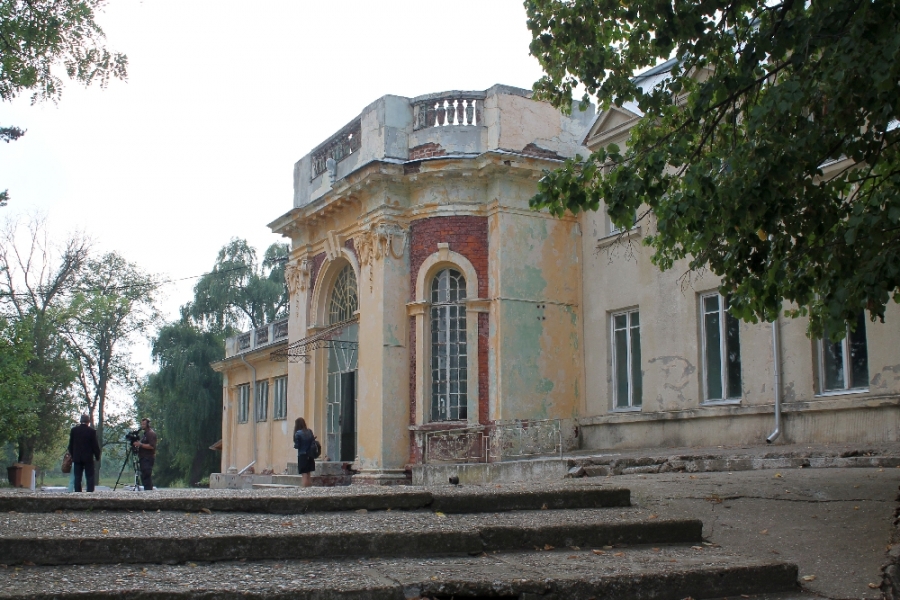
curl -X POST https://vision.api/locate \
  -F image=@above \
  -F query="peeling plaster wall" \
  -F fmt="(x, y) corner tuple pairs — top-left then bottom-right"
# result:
(492, 202), (583, 423)
(579, 206), (900, 449)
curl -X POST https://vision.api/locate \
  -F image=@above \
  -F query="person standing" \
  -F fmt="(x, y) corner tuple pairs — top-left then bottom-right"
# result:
(293, 417), (316, 488)
(132, 418), (157, 490)
(67, 414), (101, 492)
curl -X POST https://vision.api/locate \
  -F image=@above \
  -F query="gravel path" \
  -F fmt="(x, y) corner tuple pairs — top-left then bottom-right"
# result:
(0, 546), (797, 599)
(0, 507), (650, 539)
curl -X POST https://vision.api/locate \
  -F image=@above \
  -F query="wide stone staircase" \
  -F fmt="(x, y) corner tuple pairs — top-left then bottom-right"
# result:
(0, 482), (802, 599)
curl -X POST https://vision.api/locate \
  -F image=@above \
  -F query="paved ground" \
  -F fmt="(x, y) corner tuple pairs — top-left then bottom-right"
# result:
(609, 467), (898, 599)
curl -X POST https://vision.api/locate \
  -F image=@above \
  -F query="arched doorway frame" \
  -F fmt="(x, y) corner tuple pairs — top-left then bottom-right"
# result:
(308, 249), (361, 461)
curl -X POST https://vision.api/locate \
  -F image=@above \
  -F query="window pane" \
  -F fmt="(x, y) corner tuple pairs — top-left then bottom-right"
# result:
(725, 312), (742, 399)
(704, 309), (723, 400)
(822, 323), (845, 391)
(430, 272), (467, 421)
(630, 311), (640, 327)
(849, 312), (869, 388)
(614, 327), (629, 408)
(614, 314), (627, 330)
(630, 322), (642, 407)
(704, 295), (719, 313)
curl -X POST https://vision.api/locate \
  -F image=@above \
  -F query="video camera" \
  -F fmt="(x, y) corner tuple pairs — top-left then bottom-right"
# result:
(124, 429), (142, 444)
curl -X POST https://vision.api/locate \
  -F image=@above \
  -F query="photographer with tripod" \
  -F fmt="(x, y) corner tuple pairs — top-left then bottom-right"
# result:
(132, 418), (157, 490)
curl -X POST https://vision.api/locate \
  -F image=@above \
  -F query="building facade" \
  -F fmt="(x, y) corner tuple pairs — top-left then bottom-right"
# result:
(213, 81), (900, 484)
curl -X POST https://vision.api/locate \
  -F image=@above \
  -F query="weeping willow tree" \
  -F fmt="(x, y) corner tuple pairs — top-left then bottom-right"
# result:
(136, 322), (224, 486)
(137, 239), (289, 485)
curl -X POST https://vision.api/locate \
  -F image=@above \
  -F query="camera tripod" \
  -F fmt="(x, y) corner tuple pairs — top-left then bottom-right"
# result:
(113, 443), (142, 491)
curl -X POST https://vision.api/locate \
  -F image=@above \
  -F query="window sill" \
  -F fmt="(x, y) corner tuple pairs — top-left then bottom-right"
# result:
(408, 421), (472, 432)
(597, 227), (642, 249)
(815, 388), (870, 398)
(611, 406), (642, 413)
(701, 399), (742, 406)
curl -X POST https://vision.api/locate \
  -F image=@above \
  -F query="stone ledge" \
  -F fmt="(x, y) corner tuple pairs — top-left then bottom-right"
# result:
(578, 393), (900, 426)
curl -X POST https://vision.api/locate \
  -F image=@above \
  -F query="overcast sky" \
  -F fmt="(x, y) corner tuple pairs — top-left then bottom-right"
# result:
(0, 0), (546, 377)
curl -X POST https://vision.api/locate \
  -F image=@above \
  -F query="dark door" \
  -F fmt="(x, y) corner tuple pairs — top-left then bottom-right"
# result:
(340, 371), (356, 462)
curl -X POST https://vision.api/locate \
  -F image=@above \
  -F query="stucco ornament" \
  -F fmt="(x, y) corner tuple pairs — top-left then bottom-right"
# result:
(284, 258), (310, 311)
(355, 222), (407, 293)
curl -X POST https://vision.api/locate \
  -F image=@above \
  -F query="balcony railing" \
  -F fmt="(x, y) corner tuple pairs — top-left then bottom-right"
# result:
(422, 418), (577, 464)
(229, 317), (289, 357)
(413, 92), (485, 131)
(312, 119), (362, 178)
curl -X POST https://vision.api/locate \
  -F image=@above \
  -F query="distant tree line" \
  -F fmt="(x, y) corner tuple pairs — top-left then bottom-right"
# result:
(0, 219), (289, 487)
(0, 216), (158, 472)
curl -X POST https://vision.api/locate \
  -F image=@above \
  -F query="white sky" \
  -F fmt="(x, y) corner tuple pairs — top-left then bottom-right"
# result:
(0, 0), (545, 379)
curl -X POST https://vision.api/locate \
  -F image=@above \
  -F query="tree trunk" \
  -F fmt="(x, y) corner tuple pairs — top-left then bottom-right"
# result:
(189, 448), (209, 487)
(17, 436), (35, 464)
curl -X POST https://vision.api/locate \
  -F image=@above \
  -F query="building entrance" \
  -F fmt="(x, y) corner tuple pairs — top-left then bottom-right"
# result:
(326, 322), (358, 462)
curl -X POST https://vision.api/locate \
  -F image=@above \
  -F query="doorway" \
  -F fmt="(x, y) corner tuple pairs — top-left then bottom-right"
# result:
(326, 323), (358, 462)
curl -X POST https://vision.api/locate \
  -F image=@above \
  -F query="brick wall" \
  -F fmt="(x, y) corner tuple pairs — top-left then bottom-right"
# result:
(344, 237), (357, 263)
(521, 142), (564, 161)
(408, 216), (488, 301)
(407, 216), (491, 462)
(408, 142), (446, 161)
(478, 312), (489, 424)
(306, 252), (326, 322)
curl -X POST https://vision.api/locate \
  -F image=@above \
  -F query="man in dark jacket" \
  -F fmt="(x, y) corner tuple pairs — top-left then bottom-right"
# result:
(68, 414), (101, 492)
(133, 418), (157, 491)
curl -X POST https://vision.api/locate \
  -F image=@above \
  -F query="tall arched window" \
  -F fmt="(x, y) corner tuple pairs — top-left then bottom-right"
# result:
(431, 268), (467, 421)
(329, 264), (358, 324)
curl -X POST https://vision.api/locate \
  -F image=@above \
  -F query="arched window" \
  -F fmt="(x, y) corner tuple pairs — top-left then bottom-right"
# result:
(430, 268), (467, 421)
(329, 264), (358, 324)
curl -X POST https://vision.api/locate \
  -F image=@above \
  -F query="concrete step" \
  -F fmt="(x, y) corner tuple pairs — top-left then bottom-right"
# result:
(0, 507), (701, 566)
(568, 445), (900, 477)
(0, 483), (630, 514)
(0, 546), (799, 599)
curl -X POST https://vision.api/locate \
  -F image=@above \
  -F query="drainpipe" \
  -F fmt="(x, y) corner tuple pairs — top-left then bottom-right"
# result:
(240, 354), (258, 464)
(766, 317), (783, 443)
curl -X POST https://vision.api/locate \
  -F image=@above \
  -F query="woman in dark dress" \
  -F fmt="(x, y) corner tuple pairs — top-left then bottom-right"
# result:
(293, 417), (315, 488)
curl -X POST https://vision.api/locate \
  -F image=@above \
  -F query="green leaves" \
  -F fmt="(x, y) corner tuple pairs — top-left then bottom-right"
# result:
(0, 0), (127, 104)
(186, 239), (289, 332)
(525, 0), (900, 337)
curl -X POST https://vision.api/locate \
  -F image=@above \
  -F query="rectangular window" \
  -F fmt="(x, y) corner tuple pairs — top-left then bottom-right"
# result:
(237, 384), (250, 424)
(819, 311), (869, 392)
(701, 293), (742, 402)
(612, 309), (642, 409)
(273, 376), (287, 420)
(255, 380), (269, 422)
(607, 207), (638, 235)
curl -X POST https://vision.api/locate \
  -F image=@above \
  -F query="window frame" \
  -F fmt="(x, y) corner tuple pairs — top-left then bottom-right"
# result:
(237, 384), (250, 424)
(610, 308), (642, 411)
(817, 313), (870, 394)
(329, 264), (358, 325)
(255, 380), (269, 422)
(606, 206), (638, 236)
(429, 267), (468, 422)
(273, 376), (287, 420)
(700, 292), (743, 404)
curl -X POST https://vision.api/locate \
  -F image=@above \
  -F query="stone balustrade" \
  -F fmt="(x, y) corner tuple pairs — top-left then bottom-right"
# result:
(312, 119), (362, 178)
(227, 317), (290, 357)
(413, 93), (484, 131)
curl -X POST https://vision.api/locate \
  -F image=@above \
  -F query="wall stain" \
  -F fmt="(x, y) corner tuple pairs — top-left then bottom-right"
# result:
(649, 355), (695, 409)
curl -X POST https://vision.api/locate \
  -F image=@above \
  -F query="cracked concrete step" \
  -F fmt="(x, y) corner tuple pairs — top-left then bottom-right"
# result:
(569, 447), (900, 477)
(0, 484), (630, 514)
(0, 508), (701, 566)
(0, 547), (799, 599)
